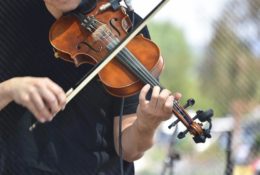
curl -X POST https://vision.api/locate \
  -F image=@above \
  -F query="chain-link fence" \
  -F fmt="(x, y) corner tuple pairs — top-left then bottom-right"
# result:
(136, 0), (260, 174)
(0, 0), (259, 174)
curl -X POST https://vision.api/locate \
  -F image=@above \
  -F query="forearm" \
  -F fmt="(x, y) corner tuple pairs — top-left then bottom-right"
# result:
(121, 116), (160, 162)
(115, 85), (178, 162)
(0, 80), (13, 110)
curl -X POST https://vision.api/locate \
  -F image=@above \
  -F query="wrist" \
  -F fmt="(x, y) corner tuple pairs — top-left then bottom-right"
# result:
(135, 117), (161, 134)
(3, 78), (16, 100)
(0, 79), (15, 108)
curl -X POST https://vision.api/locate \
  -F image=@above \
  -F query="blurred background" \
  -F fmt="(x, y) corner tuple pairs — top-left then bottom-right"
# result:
(131, 0), (260, 175)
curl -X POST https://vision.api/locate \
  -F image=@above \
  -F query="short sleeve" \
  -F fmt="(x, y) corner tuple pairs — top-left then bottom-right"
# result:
(112, 92), (140, 117)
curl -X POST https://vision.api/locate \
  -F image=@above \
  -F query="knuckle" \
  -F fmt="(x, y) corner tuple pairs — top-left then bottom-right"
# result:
(158, 93), (166, 101)
(34, 79), (45, 87)
(61, 95), (67, 104)
(27, 86), (36, 95)
(48, 97), (57, 105)
(21, 94), (30, 103)
(43, 77), (51, 84)
(151, 93), (159, 100)
(165, 102), (172, 110)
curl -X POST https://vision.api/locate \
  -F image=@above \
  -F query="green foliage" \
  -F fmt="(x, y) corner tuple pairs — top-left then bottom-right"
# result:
(148, 22), (192, 96)
(147, 22), (215, 112)
(198, 0), (260, 115)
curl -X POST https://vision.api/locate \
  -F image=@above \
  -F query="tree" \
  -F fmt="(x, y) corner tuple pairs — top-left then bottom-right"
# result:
(199, 0), (260, 116)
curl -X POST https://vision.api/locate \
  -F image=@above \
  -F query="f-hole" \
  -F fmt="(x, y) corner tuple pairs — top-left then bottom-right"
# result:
(77, 41), (102, 52)
(109, 18), (121, 37)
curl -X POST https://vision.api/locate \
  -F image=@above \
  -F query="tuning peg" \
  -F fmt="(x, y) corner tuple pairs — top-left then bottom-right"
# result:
(183, 98), (195, 109)
(168, 119), (179, 129)
(193, 134), (206, 143)
(177, 129), (189, 139)
(193, 109), (214, 122)
(192, 128), (212, 143)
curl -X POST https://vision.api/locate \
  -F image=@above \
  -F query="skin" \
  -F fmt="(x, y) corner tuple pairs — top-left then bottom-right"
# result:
(0, 0), (182, 162)
(0, 77), (66, 122)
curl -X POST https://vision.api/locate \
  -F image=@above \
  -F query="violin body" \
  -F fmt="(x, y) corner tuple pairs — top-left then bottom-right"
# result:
(49, 0), (163, 97)
(47, 0), (213, 143)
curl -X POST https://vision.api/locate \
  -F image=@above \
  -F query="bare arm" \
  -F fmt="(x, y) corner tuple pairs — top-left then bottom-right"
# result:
(114, 113), (156, 162)
(114, 85), (181, 162)
(0, 80), (13, 110)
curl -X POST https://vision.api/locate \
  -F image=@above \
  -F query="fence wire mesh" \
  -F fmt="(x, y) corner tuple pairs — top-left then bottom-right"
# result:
(0, 0), (259, 174)
(136, 0), (260, 174)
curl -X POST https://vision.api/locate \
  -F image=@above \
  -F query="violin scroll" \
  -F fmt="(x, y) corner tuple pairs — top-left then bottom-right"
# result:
(168, 98), (214, 143)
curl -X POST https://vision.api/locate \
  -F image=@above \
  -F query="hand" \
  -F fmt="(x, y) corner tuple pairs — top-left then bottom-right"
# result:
(136, 84), (181, 129)
(8, 77), (66, 123)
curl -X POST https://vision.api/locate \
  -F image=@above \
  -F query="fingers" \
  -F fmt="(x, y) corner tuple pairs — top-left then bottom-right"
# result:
(138, 84), (182, 122)
(35, 78), (66, 122)
(11, 77), (66, 123)
(149, 86), (161, 109)
(29, 89), (53, 122)
(163, 95), (174, 113)
(46, 79), (66, 109)
(140, 85), (180, 110)
(139, 84), (150, 108)
(155, 88), (172, 111)
(173, 92), (182, 101)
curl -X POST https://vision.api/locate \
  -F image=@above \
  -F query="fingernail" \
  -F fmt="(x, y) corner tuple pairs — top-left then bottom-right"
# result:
(145, 84), (150, 88)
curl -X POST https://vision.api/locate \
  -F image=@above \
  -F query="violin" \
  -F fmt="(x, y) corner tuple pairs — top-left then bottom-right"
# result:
(33, 0), (213, 143)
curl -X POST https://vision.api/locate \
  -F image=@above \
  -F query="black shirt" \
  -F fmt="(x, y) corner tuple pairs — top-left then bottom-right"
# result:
(0, 0), (150, 175)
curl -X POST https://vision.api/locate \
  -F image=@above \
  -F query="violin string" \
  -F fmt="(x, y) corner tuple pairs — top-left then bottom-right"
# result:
(119, 48), (159, 86)
(91, 20), (185, 116)
(96, 22), (185, 115)
(98, 23), (161, 87)
(109, 30), (186, 117)
(92, 21), (161, 87)
(83, 20), (160, 89)
(99, 33), (186, 115)
(115, 41), (185, 115)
